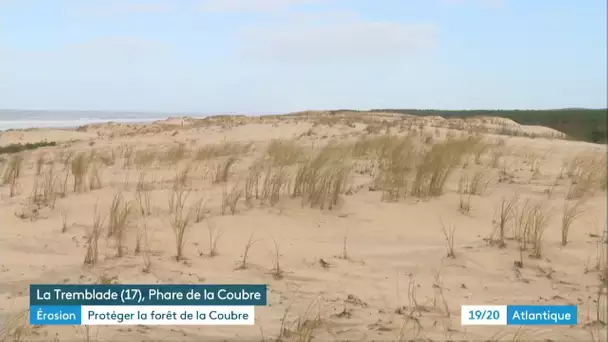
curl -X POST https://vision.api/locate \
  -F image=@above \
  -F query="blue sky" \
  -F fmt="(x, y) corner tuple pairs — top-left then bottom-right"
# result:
(1, 0), (606, 113)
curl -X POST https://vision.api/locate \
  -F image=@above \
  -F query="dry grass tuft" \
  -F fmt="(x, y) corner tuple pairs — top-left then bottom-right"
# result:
(134, 149), (157, 169)
(138, 221), (153, 273)
(121, 145), (134, 169)
(35, 153), (46, 175)
(107, 191), (132, 242)
(0, 308), (28, 342)
(375, 136), (416, 201)
(244, 158), (265, 207)
(195, 141), (253, 160)
(411, 138), (475, 198)
(221, 183), (243, 215)
(490, 144), (505, 168)
(458, 168), (491, 196)
(162, 143), (189, 164)
(29, 164), (59, 208)
(135, 170), (154, 217)
(523, 200), (553, 259)
(566, 152), (607, 199)
(351, 134), (396, 158)
(192, 196), (208, 223)
(244, 155), (290, 208)
(61, 207), (69, 233)
(275, 298), (325, 342)
(59, 150), (74, 171)
(71, 152), (90, 193)
(107, 192), (134, 257)
(96, 149), (115, 166)
(292, 142), (351, 210)
(266, 139), (304, 166)
(213, 157), (238, 184)
(206, 220), (223, 257)
(491, 193), (518, 248)
(235, 233), (258, 270)
(458, 193), (472, 214)
(270, 238), (285, 280)
(173, 164), (193, 189)
(88, 162), (103, 191)
(58, 167), (70, 198)
(560, 196), (586, 246)
(169, 185), (192, 261)
(84, 203), (105, 266)
(440, 219), (457, 258)
(339, 228), (350, 260)
(1, 153), (24, 197)
(473, 140), (490, 164)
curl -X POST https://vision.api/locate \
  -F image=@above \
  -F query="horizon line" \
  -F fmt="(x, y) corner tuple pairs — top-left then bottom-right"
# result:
(1, 107), (606, 115)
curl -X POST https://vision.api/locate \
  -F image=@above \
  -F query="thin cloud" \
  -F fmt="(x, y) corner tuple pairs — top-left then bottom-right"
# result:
(122, 2), (174, 13)
(241, 16), (436, 62)
(441, 0), (506, 7)
(198, 0), (328, 13)
(479, 0), (506, 8)
(71, 36), (165, 57)
(8, 36), (165, 61)
(75, 1), (174, 17)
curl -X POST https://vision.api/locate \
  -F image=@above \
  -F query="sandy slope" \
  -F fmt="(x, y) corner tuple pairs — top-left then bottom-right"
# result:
(0, 114), (606, 342)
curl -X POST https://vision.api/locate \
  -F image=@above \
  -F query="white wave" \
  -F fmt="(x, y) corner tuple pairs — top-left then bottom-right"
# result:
(0, 117), (167, 131)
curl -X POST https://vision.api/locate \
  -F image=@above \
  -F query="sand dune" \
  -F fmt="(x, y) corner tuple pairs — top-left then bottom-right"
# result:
(0, 113), (606, 341)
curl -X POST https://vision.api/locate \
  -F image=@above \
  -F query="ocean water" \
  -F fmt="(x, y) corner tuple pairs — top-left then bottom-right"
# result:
(0, 110), (192, 131)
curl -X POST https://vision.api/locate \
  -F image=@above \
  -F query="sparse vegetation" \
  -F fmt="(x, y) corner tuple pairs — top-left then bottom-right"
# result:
(2, 153), (24, 196)
(458, 168), (490, 195)
(35, 153), (46, 175)
(213, 157), (237, 184)
(458, 193), (471, 214)
(88, 160), (103, 190)
(411, 139), (468, 197)
(195, 141), (253, 160)
(561, 197), (586, 246)
(566, 152), (607, 199)
(162, 143), (189, 164)
(135, 170), (153, 217)
(221, 183), (243, 215)
(0, 141), (57, 155)
(84, 203), (105, 266)
(340, 228), (349, 260)
(491, 193), (518, 248)
(292, 142), (351, 210)
(266, 139), (304, 166)
(375, 135), (416, 201)
(139, 221), (152, 273)
(0, 309), (28, 342)
(2, 110), (606, 341)
(61, 207), (68, 233)
(107, 192), (134, 257)
(71, 152), (89, 193)
(169, 184), (192, 261)
(270, 238), (284, 280)
(235, 233), (258, 270)
(527, 201), (553, 259)
(206, 220), (223, 257)
(440, 219), (457, 258)
(371, 108), (607, 143)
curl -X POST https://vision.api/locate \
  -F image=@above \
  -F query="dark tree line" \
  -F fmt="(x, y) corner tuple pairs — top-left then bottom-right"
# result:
(349, 108), (606, 143)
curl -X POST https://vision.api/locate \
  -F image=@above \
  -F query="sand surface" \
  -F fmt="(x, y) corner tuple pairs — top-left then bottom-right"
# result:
(0, 112), (606, 341)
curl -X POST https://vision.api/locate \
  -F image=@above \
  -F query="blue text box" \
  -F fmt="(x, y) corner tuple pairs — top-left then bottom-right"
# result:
(30, 305), (82, 325)
(507, 305), (577, 325)
(30, 284), (267, 306)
